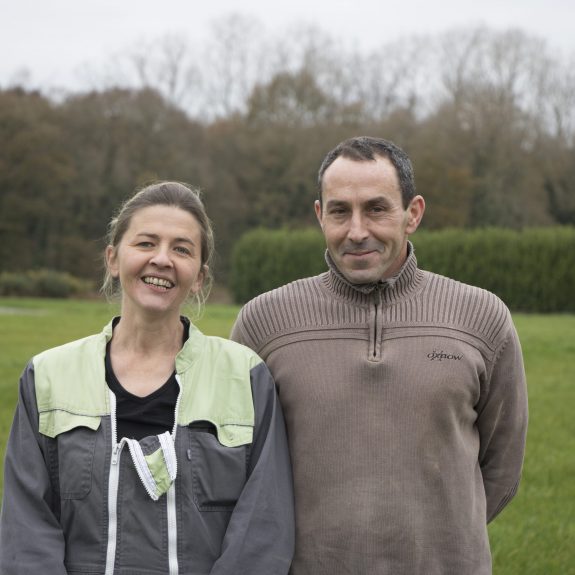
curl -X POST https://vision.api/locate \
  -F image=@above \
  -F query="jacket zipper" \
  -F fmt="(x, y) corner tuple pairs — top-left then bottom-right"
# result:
(105, 389), (123, 575)
(125, 439), (161, 500)
(373, 301), (379, 358)
(105, 377), (182, 575)
(369, 288), (384, 361)
(166, 374), (183, 575)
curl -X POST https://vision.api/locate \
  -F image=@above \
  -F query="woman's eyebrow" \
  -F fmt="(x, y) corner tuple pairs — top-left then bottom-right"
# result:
(135, 232), (195, 245)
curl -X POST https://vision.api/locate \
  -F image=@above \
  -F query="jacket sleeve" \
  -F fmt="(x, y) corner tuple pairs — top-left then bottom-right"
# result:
(477, 321), (528, 523)
(210, 361), (295, 575)
(0, 362), (67, 574)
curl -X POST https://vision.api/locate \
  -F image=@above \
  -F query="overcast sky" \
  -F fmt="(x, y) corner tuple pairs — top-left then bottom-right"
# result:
(1, 0), (573, 92)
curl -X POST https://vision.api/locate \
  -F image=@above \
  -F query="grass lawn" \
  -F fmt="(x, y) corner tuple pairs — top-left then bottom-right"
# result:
(0, 298), (573, 574)
(488, 314), (575, 574)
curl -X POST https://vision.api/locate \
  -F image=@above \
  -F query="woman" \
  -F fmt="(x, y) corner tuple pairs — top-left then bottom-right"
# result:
(0, 182), (294, 575)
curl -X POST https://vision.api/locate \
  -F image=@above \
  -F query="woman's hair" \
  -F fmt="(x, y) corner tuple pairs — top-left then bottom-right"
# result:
(102, 181), (214, 312)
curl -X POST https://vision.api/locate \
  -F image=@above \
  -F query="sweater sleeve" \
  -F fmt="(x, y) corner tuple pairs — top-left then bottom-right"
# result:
(477, 321), (528, 523)
(0, 362), (67, 574)
(209, 361), (295, 575)
(230, 306), (260, 352)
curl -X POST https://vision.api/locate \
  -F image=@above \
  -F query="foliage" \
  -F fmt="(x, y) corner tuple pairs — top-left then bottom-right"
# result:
(1, 26), (575, 284)
(0, 270), (94, 298)
(412, 227), (575, 312)
(0, 87), (206, 282)
(230, 227), (326, 303)
(0, 300), (573, 574)
(231, 226), (575, 312)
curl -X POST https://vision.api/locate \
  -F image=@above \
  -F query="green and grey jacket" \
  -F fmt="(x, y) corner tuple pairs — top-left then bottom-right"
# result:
(0, 320), (295, 575)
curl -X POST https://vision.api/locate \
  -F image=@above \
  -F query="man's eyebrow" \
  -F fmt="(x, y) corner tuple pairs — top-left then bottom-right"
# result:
(365, 196), (392, 207)
(325, 199), (350, 209)
(325, 196), (392, 209)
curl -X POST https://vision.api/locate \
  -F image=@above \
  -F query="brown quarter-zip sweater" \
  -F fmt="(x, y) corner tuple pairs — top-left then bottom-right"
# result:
(231, 243), (528, 575)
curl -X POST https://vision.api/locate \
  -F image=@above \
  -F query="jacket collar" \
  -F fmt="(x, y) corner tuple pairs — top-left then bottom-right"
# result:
(323, 241), (423, 304)
(103, 316), (204, 374)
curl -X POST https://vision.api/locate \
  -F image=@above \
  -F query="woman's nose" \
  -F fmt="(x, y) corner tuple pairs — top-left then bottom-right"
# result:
(150, 246), (173, 267)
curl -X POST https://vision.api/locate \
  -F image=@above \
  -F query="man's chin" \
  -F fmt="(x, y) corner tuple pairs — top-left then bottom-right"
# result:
(341, 268), (382, 285)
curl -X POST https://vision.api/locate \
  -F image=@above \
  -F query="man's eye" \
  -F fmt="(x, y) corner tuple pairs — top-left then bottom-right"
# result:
(368, 207), (389, 216)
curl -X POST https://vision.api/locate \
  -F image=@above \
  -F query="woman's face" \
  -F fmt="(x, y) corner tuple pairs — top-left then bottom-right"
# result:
(106, 205), (205, 320)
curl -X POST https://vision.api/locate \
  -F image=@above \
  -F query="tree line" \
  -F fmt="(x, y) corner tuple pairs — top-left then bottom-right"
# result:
(1, 19), (574, 286)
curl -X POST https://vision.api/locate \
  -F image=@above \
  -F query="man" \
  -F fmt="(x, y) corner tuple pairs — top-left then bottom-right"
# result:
(231, 136), (528, 575)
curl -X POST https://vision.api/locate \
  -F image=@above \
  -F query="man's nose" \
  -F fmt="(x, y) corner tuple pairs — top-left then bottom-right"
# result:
(347, 212), (369, 243)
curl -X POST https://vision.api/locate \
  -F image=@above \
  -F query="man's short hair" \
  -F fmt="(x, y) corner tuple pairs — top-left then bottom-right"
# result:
(317, 136), (416, 209)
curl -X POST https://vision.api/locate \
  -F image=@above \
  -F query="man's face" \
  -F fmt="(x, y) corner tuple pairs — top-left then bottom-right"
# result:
(315, 156), (424, 284)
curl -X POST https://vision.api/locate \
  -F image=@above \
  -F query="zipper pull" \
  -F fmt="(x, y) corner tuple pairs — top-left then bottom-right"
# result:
(112, 443), (120, 465)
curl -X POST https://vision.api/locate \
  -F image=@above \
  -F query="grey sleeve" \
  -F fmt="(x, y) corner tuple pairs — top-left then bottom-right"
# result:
(477, 322), (528, 523)
(210, 361), (295, 575)
(0, 362), (67, 574)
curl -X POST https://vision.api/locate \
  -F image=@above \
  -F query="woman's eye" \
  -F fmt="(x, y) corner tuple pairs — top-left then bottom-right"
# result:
(175, 246), (191, 255)
(137, 241), (154, 248)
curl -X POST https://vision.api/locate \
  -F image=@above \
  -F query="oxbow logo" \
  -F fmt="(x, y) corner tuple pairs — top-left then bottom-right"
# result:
(427, 350), (463, 362)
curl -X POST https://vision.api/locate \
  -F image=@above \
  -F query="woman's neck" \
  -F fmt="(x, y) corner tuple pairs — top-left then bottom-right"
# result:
(111, 313), (184, 357)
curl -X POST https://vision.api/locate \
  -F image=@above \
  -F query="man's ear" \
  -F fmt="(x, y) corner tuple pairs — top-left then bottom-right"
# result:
(314, 200), (323, 229)
(406, 195), (425, 234)
(106, 245), (119, 278)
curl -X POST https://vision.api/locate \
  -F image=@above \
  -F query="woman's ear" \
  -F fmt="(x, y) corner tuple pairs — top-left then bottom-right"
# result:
(106, 245), (119, 278)
(191, 264), (208, 295)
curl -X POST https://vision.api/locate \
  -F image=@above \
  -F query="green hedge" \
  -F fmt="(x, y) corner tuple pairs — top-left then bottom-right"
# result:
(0, 270), (94, 298)
(230, 226), (575, 312)
(412, 227), (575, 313)
(230, 228), (326, 303)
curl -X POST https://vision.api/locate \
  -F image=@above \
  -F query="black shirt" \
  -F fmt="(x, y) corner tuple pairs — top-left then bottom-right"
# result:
(105, 318), (189, 441)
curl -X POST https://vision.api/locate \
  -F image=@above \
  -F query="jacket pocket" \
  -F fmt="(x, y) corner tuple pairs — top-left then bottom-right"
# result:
(188, 421), (252, 511)
(43, 413), (99, 500)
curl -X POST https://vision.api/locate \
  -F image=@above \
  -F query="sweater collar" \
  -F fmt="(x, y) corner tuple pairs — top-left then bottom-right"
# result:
(323, 241), (422, 303)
